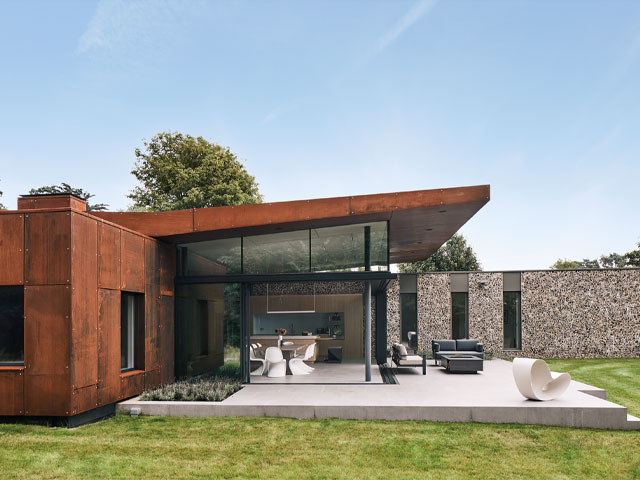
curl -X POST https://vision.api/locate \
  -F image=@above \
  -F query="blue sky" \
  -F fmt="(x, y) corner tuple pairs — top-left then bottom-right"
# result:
(1, 0), (639, 270)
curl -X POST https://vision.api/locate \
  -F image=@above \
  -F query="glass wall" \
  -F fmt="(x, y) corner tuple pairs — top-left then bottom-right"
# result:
(180, 237), (241, 276)
(244, 230), (309, 274)
(451, 292), (469, 339)
(178, 221), (388, 276)
(175, 283), (242, 379)
(503, 291), (522, 349)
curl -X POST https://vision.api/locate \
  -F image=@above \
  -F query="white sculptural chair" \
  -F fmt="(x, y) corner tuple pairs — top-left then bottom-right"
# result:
(289, 343), (316, 375)
(249, 346), (267, 376)
(512, 358), (571, 401)
(265, 347), (287, 378)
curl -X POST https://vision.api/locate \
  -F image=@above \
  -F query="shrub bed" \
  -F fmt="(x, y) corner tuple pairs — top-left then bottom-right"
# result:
(140, 363), (242, 402)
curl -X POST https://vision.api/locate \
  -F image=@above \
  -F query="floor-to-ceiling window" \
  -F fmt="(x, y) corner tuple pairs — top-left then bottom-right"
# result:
(503, 291), (522, 350)
(175, 283), (241, 379)
(399, 274), (417, 350)
(503, 272), (522, 350)
(451, 292), (469, 339)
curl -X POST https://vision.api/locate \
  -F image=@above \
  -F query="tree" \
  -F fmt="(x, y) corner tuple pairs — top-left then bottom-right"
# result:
(550, 259), (583, 269)
(399, 233), (481, 272)
(626, 242), (640, 267)
(0, 179), (5, 209)
(28, 183), (108, 211)
(599, 253), (628, 268)
(128, 132), (263, 211)
(550, 247), (640, 269)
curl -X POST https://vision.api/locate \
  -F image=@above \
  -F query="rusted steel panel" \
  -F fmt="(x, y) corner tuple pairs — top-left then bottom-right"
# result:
(159, 295), (175, 385)
(98, 223), (121, 290)
(92, 210), (194, 237)
(144, 240), (160, 370)
(144, 368), (161, 391)
(97, 288), (121, 407)
(0, 213), (24, 285)
(159, 242), (175, 296)
(24, 374), (72, 416)
(25, 211), (71, 285)
(24, 285), (72, 415)
(0, 369), (25, 415)
(120, 371), (144, 399)
(194, 197), (351, 233)
(18, 194), (87, 211)
(72, 385), (98, 415)
(120, 231), (145, 292)
(71, 213), (98, 389)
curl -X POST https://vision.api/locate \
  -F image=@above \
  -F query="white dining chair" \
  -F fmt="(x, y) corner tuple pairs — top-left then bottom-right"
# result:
(265, 347), (287, 378)
(289, 343), (315, 375)
(512, 358), (571, 401)
(249, 346), (267, 376)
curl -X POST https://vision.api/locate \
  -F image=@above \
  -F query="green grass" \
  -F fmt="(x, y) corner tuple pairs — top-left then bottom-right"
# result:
(0, 416), (638, 479)
(1, 358), (639, 479)
(545, 358), (640, 417)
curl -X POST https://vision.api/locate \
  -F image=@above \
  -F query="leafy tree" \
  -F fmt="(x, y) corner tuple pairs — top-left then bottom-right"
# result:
(129, 132), (262, 211)
(0, 179), (5, 209)
(551, 247), (640, 269)
(399, 233), (481, 272)
(28, 183), (108, 211)
(599, 253), (628, 268)
(550, 259), (583, 269)
(626, 242), (640, 267)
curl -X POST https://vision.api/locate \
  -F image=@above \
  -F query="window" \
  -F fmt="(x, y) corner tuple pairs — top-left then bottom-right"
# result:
(197, 300), (209, 356)
(503, 291), (522, 350)
(244, 230), (310, 274)
(451, 292), (468, 339)
(400, 293), (417, 348)
(0, 286), (24, 365)
(177, 221), (390, 276)
(121, 292), (144, 372)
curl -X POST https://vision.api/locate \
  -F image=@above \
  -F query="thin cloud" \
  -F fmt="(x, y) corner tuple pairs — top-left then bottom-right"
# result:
(263, 0), (438, 125)
(376, 0), (438, 54)
(76, 0), (196, 55)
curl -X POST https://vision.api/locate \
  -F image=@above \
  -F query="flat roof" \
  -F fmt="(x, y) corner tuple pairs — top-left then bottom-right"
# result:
(92, 185), (490, 264)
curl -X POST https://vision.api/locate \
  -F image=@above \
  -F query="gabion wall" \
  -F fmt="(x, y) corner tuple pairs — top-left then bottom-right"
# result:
(386, 269), (640, 358)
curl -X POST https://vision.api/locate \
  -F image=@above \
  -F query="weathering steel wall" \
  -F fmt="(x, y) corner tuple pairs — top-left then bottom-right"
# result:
(0, 195), (175, 417)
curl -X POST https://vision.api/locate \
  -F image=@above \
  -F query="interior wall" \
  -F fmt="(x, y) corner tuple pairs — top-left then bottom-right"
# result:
(250, 293), (363, 359)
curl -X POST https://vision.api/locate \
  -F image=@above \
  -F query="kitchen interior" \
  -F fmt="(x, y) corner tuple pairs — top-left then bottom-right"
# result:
(249, 292), (363, 363)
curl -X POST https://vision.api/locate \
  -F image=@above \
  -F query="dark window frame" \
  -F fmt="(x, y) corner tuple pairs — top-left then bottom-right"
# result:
(503, 291), (522, 350)
(0, 286), (25, 366)
(400, 292), (418, 348)
(121, 292), (145, 373)
(451, 292), (469, 340)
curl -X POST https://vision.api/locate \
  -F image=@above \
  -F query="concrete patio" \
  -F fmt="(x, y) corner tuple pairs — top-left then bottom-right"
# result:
(118, 359), (640, 430)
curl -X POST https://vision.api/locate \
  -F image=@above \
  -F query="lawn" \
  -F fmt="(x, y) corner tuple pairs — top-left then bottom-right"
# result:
(546, 358), (640, 417)
(0, 358), (638, 479)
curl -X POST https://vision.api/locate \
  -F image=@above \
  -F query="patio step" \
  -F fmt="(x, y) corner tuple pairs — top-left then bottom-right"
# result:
(626, 414), (640, 430)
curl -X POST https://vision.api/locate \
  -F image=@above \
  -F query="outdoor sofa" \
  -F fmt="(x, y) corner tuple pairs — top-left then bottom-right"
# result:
(431, 339), (484, 365)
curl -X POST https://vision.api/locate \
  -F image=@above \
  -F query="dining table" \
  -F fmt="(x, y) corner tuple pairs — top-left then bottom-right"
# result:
(279, 343), (308, 375)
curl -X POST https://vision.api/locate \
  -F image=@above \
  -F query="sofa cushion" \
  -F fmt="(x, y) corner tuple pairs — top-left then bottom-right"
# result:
(398, 355), (423, 366)
(395, 344), (408, 356)
(456, 339), (479, 351)
(433, 339), (456, 351)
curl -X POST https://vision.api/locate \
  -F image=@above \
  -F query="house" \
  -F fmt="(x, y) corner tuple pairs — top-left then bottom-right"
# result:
(1, 184), (638, 425)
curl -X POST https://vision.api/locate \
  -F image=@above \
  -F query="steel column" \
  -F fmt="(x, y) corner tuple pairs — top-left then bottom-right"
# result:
(364, 279), (372, 382)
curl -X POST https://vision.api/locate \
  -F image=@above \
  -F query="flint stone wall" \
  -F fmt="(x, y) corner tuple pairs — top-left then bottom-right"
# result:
(386, 269), (640, 358)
